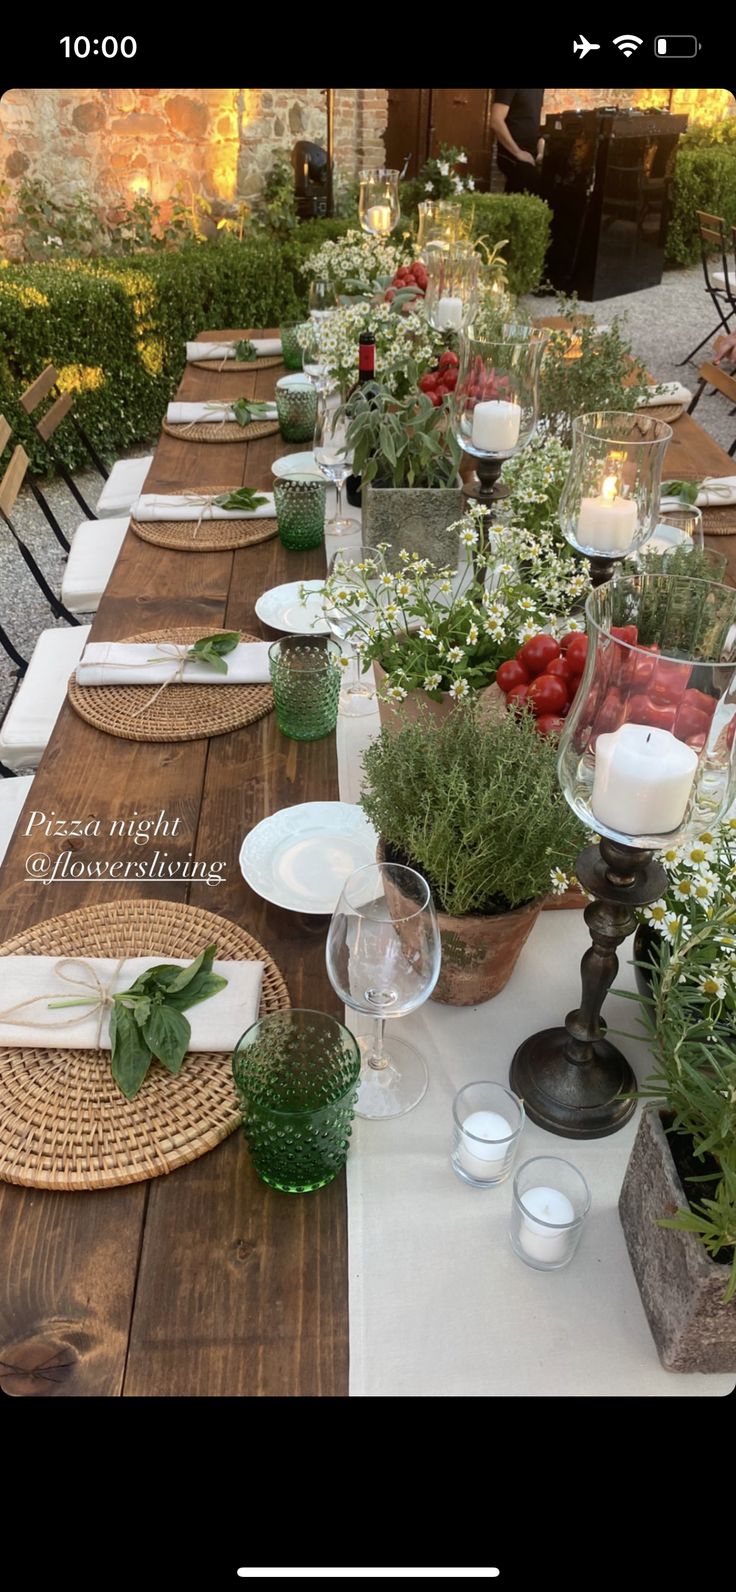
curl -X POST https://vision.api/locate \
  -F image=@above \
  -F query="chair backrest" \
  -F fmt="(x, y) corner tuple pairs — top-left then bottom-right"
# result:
(0, 432), (79, 627)
(697, 210), (735, 304)
(0, 441), (29, 518)
(19, 364), (108, 519)
(697, 360), (736, 407)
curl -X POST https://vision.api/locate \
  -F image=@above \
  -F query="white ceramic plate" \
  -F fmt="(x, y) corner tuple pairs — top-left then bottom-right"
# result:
(271, 451), (324, 481)
(646, 522), (691, 554)
(255, 579), (329, 636)
(239, 802), (378, 914)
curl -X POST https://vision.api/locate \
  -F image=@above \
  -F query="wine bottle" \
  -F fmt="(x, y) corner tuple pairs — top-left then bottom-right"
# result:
(346, 331), (377, 509)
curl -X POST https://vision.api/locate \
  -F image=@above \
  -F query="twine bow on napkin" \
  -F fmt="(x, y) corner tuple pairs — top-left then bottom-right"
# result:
(0, 957), (126, 1049)
(179, 404), (232, 434)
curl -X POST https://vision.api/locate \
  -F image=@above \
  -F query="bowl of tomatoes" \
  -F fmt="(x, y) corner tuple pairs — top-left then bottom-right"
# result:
(495, 629), (589, 739)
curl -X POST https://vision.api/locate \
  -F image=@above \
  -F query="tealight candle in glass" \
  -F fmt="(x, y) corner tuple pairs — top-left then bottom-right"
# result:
(424, 245), (480, 333)
(416, 200), (463, 258)
(358, 169), (400, 237)
(451, 1082), (524, 1188)
(558, 572), (736, 851)
(454, 327), (547, 507)
(510, 1156), (591, 1270)
(559, 412), (672, 580)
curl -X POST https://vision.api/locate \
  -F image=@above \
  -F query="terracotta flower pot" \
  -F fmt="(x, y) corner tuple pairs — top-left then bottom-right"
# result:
(372, 661), (505, 731)
(619, 1106), (736, 1373)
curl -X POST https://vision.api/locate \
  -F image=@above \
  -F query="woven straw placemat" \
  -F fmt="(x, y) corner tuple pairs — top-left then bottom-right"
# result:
(703, 504), (736, 537)
(162, 417), (279, 444)
(0, 898), (290, 1190)
(68, 627), (274, 743)
(131, 510), (278, 552)
(644, 403), (684, 424)
(189, 354), (283, 371)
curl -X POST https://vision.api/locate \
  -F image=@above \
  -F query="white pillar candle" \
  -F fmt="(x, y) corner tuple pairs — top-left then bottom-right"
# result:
(471, 400), (521, 453)
(365, 204), (392, 235)
(457, 1109), (512, 1182)
(592, 722), (699, 836)
(576, 474), (638, 552)
(437, 295), (464, 330)
(519, 1186), (575, 1263)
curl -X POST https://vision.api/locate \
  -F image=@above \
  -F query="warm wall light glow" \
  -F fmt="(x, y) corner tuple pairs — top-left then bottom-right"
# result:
(128, 173), (150, 198)
(57, 364), (104, 392)
(137, 337), (164, 375)
(0, 282), (49, 307)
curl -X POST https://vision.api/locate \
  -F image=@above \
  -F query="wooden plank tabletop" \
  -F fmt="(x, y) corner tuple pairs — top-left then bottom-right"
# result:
(0, 331), (734, 1398)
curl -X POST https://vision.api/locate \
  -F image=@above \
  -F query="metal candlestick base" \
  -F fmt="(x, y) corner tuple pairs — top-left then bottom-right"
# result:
(510, 837), (668, 1139)
(469, 455), (510, 511)
(588, 554), (625, 589)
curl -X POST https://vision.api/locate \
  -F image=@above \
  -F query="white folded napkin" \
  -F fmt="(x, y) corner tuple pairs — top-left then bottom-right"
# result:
(661, 477), (736, 511)
(75, 640), (272, 687)
(186, 338), (281, 361)
(637, 381), (693, 408)
(133, 491), (275, 522)
(0, 954), (263, 1051)
(166, 402), (277, 425)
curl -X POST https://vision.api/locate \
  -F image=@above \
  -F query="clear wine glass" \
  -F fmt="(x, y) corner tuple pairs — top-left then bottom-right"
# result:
(308, 279), (338, 322)
(314, 392), (354, 538)
(300, 321), (331, 395)
(325, 543), (384, 719)
(326, 862), (441, 1119)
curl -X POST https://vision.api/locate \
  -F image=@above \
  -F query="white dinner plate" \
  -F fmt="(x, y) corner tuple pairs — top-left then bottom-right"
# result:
(255, 579), (329, 636)
(271, 451), (324, 481)
(646, 522), (691, 554)
(239, 802), (378, 914)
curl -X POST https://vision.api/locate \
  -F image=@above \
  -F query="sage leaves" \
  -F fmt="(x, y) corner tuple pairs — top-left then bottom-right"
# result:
(186, 630), (240, 676)
(235, 339), (257, 362)
(231, 399), (275, 428)
(110, 944), (228, 1098)
(216, 486), (269, 514)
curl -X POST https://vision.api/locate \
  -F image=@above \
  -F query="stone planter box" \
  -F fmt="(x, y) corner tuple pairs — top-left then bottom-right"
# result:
(363, 481), (464, 570)
(619, 1106), (736, 1373)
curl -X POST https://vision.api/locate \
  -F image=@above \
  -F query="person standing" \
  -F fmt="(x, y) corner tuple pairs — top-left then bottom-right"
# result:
(491, 88), (545, 194)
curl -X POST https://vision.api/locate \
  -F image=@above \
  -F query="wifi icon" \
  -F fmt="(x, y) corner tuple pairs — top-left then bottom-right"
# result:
(613, 33), (643, 56)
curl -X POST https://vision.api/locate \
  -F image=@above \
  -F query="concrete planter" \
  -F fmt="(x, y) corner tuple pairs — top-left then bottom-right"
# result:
(363, 481), (464, 570)
(619, 1106), (736, 1373)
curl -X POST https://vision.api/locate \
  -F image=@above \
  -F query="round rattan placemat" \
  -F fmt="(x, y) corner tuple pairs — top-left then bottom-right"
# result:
(68, 627), (274, 743)
(189, 354), (283, 371)
(646, 403), (684, 424)
(702, 505), (736, 537)
(162, 417), (279, 444)
(0, 899), (290, 1190)
(131, 511), (278, 552)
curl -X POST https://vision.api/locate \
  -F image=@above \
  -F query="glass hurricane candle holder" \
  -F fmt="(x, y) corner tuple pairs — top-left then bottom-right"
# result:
(451, 1082), (524, 1188)
(416, 200), (463, 258)
(509, 1157), (591, 1270)
(424, 245), (480, 333)
(454, 327), (547, 508)
(511, 572), (736, 1140)
(358, 168), (400, 238)
(559, 412), (673, 586)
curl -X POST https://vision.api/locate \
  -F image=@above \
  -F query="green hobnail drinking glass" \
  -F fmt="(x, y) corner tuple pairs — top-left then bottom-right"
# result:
(276, 381), (317, 442)
(273, 475), (326, 550)
(232, 1009), (361, 1192)
(268, 635), (342, 741)
(280, 323), (306, 371)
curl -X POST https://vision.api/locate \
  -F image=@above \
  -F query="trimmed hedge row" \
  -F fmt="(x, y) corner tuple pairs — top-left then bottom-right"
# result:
(0, 221), (351, 475)
(398, 186), (552, 295)
(665, 144), (736, 267)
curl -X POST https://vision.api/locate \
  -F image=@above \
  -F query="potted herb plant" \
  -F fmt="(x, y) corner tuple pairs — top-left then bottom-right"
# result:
(538, 304), (651, 445)
(359, 704), (584, 1005)
(618, 816), (736, 1371)
(343, 374), (464, 564)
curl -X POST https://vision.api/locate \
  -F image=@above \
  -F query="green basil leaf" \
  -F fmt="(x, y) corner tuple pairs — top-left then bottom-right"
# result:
(143, 1004), (191, 1075)
(165, 971), (229, 1012)
(110, 1004), (153, 1099)
(164, 943), (217, 994)
(234, 338), (257, 362)
(216, 487), (269, 514)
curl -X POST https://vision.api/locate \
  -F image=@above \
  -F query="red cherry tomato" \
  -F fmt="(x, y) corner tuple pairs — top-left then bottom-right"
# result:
(679, 687), (716, 722)
(628, 693), (678, 732)
(496, 658), (530, 693)
(535, 714), (566, 737)
(563, 634), (588, 674)
(546, 656), (574, 688)
(673, 703), (712, 746)
(518, 634), (561, 677)
(610, 625), (638, 647)
(649, 657), (692, 704)
(429, 391), (442, 406)
(439, 348), (459, 369)
(593, 688), (627, 737)
(420, 372), (439, 391)
(413, 262), (428, 290)
(526, 673), (569, 717)
(506, 682), (530, 715)
(623, 643), (659, 690)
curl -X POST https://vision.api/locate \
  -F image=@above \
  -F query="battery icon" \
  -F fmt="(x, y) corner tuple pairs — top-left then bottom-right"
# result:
(654, 35), (700, 56)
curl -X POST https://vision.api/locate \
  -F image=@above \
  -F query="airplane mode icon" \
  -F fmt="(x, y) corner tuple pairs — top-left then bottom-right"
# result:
(573, 34), (600, 59)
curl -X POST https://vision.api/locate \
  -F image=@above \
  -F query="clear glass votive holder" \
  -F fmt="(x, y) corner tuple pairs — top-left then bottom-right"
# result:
(280, 323), (306, 371)
(509, 1156), (591, 1271)
(657, 504), (704, 550)
(268, 635), (342, 741)
(451, 1082), (524, 1188)
(276, 380), (317, 442)
(273, 475), (326, 551)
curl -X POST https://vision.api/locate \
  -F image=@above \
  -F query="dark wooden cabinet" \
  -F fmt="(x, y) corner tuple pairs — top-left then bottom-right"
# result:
(385, 88), (493, 189)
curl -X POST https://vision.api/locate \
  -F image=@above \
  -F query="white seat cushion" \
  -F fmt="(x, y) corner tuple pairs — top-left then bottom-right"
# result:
(95, 455), (153, 517)
(61, 516), (130, 613)
(0, 625), (91, 772)
(0, 774), (34, 866)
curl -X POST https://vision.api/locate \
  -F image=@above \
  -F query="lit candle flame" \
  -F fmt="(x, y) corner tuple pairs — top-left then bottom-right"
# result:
(602, 474), (618, 501)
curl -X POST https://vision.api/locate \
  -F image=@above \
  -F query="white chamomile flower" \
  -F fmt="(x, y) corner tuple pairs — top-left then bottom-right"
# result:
(384, 604), (399, 622)
(395, 579), (412, 598)
(682, 838), (716, 870)
(498, 562), (515, 578)
(672, 877), (695, 901)
(692, 872), (718, 902)
(386, 685), (407, 702)
(446, 646), (465, 664)
(518, 597), (537, 613)
(439, 579), (453, 594)
(699, 973), (727, 1000)
(425, 181), (434, 193)
(459, 526), (478, 547)
(662, 911), (685, 943)
(419, 626), (436, 642)
(399, 548), (411, 563)
(423, 673), (442, 691)
(338, 655), (350, 671)
(549, 867), (569, 896)
(449, 677), (469, 700)
(379, 571), (394, 588)
(484, 618), (505, 639)
(517, 621), (538, 644)
(660, 844), (682, 870)
(644, 900), (669, 928)
(465, 623), (479, 646)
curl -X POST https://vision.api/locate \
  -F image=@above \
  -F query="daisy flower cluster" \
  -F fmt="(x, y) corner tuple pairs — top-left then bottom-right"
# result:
(418, 144), (475, 199)
(301, 229), (406, 295)
(641, 819), (736, 1013)
(491, 435), (593, 625)
(298, 299), (444, 400)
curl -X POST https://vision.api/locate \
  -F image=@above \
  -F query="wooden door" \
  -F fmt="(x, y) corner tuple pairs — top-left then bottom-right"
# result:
(384, 89), (431, 181)
(428, 88), (493, 189)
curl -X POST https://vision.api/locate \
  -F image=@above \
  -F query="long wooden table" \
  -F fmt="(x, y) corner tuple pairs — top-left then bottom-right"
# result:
(0, 334), (734, 1398)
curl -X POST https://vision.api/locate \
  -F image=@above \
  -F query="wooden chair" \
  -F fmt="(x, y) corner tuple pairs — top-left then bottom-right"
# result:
(678, 211), (736, 367)
(0, 419), (79, 625)
(687, 362), (736, 457)
(20, 366), (153, 518)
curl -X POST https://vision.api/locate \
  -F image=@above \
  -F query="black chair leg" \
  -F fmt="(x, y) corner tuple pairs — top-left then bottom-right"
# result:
(678, 301), (735, 367)
(27, 479), (71, 554)
(0, 624), (28, 674)
(2, 512), (79, 626)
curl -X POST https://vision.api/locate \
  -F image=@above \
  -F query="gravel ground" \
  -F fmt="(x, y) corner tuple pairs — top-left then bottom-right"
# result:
(1, 265), (735, 726)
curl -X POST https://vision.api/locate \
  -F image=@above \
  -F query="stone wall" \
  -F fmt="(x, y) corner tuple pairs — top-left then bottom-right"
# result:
(0, 87), (388, 223)
(543, 87), (735, 121)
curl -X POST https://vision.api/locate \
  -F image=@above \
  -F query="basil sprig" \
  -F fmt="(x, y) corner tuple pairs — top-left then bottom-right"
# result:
(186, 630), (240, 675)
(215, 486), (269, 514)
(231, 398), (275, 428)
(661, 480), (699, 505)
(109, 945), (228, 1098)
(235, 339), (257, 363)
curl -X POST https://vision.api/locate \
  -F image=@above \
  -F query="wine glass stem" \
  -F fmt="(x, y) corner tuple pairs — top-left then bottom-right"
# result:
(342, 646), (358, 691)
(366, 1018), (389, 1071)
(335, 478), (345, 522)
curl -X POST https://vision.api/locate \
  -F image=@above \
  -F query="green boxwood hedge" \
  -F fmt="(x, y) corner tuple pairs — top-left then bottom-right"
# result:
(456, 193), (552, 295)
(0, 220), (351, 475)
(665, 142), (736, 267)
